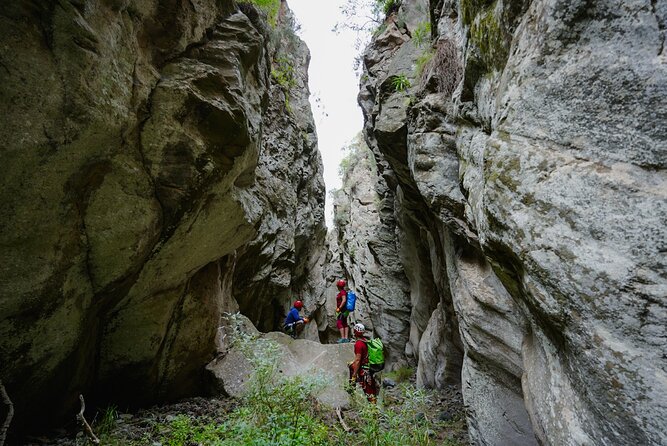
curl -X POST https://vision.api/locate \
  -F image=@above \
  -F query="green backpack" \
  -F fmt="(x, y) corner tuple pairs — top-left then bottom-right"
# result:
(365, 338), (385, 373)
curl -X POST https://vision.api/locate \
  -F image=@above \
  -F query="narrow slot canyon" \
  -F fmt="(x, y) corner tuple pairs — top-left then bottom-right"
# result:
(0, 0), (665, 445)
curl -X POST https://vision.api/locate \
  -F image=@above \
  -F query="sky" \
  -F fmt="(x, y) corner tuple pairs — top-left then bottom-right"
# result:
(287, 0), (374, 228)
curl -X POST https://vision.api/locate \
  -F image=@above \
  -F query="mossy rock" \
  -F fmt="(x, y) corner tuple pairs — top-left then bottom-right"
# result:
(462, 0), (510, 93)
(470, 8), (509, 72)
(460, 0), (495, 25)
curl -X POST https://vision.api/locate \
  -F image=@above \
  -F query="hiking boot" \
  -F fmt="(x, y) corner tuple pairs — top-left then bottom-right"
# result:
(343, 338), (351, 343)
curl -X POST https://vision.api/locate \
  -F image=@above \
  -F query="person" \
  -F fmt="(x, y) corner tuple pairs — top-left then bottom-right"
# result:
(335, 279), (350, 343)
(348, 323), (379, 403)
(283, 300), (309, 339)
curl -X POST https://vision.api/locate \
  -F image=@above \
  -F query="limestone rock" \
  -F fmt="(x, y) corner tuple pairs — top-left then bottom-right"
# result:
(350, 0), (667, 444)
(331, 136), (412, 369)
(207, 330), (354, 409)
(0, 0), (326, 436)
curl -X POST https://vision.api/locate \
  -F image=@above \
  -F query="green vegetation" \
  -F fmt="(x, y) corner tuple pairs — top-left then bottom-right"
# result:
(85, 314), (466, 445)
(417, 38), (462, 96)
(271, 56), (296, 111)
(391, 74), (411, 92)
(415, 49), (434, 78)
(412, 21), (431, 48)
(378, 0), (399, 15)
(384, 366), (415, 383)
(459, 0), (509, 73)
(239, 0), (281, 26)
(95, 406), (118, 436)
(460, 0), (494, 25)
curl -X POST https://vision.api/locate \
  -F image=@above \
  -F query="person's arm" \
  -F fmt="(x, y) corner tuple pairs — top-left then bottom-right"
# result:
(337, 292), (347, 312)
(351, 352), (362, 379)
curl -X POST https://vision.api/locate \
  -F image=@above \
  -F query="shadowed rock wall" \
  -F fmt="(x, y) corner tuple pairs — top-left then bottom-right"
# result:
(345, 0), (666, 444)
(0, 0), (325, 436)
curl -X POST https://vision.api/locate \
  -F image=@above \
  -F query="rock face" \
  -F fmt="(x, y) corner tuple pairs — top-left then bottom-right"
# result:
(0, 0), (325, 436)
(331, 135), (412, 367)
(348, 0), (667, 444)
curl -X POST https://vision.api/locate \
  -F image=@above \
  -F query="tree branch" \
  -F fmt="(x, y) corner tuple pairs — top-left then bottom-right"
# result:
(77, 395), (100, 445)
(0, 381), (14, 446)
(335, 407), (350, 432)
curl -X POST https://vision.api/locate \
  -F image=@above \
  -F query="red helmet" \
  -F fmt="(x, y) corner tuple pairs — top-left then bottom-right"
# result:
(293, 300), (303, 309)
(336, 279), (346, 288)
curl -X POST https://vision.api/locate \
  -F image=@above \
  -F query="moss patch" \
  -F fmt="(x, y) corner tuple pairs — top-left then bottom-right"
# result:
(460, 0), (495, 26)
(470, 8), (509, 72)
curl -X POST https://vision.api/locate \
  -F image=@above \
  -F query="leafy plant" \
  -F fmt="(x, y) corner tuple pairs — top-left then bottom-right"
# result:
(379, 0), (400, 15)
(271, 55), (296, 111)
(238, 0), (281, 26)
(391, 74), (411, 92)
(385, 366), (415, 383)
(94, 405), (118, 436)
(412, 21), (432, 48)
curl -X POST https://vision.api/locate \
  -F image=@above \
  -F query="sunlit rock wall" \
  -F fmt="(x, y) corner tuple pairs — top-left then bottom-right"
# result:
(0, 0), (325, 435)
(351, 0), (667, 444)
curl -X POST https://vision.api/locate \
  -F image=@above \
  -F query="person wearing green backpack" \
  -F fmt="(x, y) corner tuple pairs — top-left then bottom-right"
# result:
(348, 323), (383, 403)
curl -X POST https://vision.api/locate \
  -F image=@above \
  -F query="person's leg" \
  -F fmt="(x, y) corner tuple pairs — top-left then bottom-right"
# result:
(361, 370), (378, 403)
(337, 316), (345, 342)
(295, 320), (305, 335)
(342, 313), (349, 341)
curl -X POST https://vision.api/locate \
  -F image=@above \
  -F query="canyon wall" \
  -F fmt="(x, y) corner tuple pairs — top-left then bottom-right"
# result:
(0, 0), (325, 435)
(338, 0), (667, 444)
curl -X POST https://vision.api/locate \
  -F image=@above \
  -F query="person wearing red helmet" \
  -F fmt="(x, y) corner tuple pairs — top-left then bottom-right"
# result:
(283, 300), (309, 339)
(335, 279), (349, 343)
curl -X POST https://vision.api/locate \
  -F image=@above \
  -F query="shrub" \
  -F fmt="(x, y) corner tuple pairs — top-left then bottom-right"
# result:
(385, 366), (415, 383)
(271, 55), (296, 111)
(391, 74), (411, 92)
(412, 21), (431, 48)
(379, 0), (400, 15)
(238, 0), (281, 26)
(415, 49), (434, 77)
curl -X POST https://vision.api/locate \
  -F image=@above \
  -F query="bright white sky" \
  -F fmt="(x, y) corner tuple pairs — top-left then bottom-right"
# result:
(288, 0), (374, 228)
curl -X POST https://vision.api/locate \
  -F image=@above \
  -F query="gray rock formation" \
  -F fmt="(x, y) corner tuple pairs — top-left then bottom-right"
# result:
(207, 314), (354, 409)
(346, 0), (667, 444)
(330, 135), (412, 367)
(0, 0), (326, 436)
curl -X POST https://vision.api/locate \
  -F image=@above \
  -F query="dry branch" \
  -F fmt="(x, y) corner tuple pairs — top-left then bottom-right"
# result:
(0, 381), (14, 446)
(77, 394), (100, 445)
(335, 406), (350, 432)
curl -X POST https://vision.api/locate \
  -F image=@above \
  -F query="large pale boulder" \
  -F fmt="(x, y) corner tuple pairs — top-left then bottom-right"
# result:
(207, 330), (354, 409)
